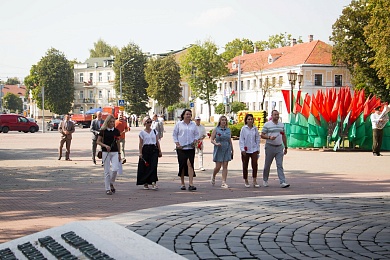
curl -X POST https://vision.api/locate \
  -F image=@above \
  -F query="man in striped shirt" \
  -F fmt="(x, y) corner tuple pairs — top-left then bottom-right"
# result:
(260, 110), (290, 188)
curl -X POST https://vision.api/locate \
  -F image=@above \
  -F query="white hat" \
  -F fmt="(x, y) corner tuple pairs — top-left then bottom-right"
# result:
(195, 116), (201, 120)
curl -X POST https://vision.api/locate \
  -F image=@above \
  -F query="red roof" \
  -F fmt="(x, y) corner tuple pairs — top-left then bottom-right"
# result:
(229, 40), (333, 74)
(1, 85), (27, 97)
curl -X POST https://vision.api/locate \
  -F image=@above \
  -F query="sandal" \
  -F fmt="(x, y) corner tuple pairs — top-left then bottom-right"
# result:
(180, 185), (186, 190)
(211, 175), (216, 186)
(106, 190), (113, 195)
(152, 182), (158, 190)
(110, 184), (116, 193)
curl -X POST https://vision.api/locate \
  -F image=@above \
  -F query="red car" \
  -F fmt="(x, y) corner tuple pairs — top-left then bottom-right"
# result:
(0, 114), (39, 133)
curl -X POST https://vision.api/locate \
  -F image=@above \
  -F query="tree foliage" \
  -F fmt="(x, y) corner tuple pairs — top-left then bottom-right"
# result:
(254, 33), (302, 51)
(180, 40), (228, 121)
(145, 55), (181, 112)
(221, 38), (254, 62)
(3, 92), (23, 112)
(114, 43), (149, 115)
(214, 103), (225, 115)
(330, 0), (390, 101)
(364, 0), (390, 87)
(24, 48), (74, 114)
(89, 39), (119, 58)
(231, 101), (247, 113)
(5, 77), (20, 85)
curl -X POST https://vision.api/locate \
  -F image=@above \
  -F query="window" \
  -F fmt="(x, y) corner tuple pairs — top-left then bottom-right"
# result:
(89, 73), (93, 82)
(252, 102), (255, 110)
(107, 72), (111, 81)
(99, 72), (103, 82)
(218, 83), (222, 93)
(278, 76), (283, 87)
(99, 90), (102, 98)
(335, 75), (342, 86)
(247, 80), (250, 90)
(265, 101), (269, 111)
(80, 107), (84, 113)
(258, 102), (262, 110)
(200, 104), (203, 114)
(259, 78), (263, 88)
(79, 73), (84, 83)
(278, 101), (283, 113)
(80, 90), (84, 99)
(272, 77), (276, 87)
(89, 90), (93, 99)
(314, 74), (322, 86)
(241, 81), (244, 91)
(253, 79), (257, 89)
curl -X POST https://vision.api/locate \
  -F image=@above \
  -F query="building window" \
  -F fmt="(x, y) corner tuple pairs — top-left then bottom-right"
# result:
(335, 75), (342, 86)
(253, 79), (257, 89)
(99, 72), (103, 82)
(278, 101), (283, 113)
(89, 90), (93, 99)
(79, 73), (84, 83)
(80, 90), (84, 99)
(232, 82), (236, 91)
(224, 82), (227, 91)
(80, 107), (84, 113)
(107, 72), (111, 81)
(314, 74), (323, 86)
(247, 80), (250, 90)
(241, 81), (244, 91)
(272, 77), (276, 87)
(218, 83), (222, 93)
(265, 101), (268, 112)
(258, 102), (261, 110)
(278, 76), (283, 87)
(259, 78), (263, 88)
(89, 73), (93, 82)
(252, 102), (255, 110)
(200, 104), (203, 114)
(99, 90), (102, 98)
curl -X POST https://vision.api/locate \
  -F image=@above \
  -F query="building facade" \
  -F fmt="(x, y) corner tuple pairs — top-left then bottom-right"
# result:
(209, 38), (352, 123)
(73, 57), (116, 114)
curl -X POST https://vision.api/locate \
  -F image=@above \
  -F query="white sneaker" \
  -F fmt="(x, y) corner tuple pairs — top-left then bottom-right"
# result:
(221, 183), (229, 189)
(263, 181), (269, 187)
(200, 168), (205, 171)
(280, 182), (290, 188)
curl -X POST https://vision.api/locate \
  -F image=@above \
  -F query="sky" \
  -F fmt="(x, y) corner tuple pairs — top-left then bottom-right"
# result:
(0, 0), (351, 81)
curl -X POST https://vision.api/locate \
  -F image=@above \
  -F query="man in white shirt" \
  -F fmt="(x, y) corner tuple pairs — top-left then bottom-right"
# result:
(260, 110), (290, 188)
(370, 106), (388, 156)
(195, 116), (207, 171)
(151, 114), (164, 140)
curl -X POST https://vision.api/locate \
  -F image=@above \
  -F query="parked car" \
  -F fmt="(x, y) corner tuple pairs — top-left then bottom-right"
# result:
(47, 119), (61, 131)
(0, 114), (39, 133)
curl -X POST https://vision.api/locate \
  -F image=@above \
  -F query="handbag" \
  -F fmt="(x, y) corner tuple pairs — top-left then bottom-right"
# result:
(97, 130), (104, 159)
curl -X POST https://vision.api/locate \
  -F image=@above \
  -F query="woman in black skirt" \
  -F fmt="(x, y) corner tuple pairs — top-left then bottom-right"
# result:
(136, 117), (162, 189)
(172, 109), (200, 191)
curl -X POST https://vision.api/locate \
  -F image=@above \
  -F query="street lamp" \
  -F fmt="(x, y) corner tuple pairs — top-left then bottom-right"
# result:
(287, 71), (297, 114)
(298, 73), (303, 91)
(119, 58), (135, 99)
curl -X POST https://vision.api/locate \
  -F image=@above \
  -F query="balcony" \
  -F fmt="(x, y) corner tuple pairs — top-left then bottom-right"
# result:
(74, 98), (95, 104)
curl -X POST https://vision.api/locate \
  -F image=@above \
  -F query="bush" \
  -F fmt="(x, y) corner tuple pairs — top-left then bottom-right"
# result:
(230, 122), (244, 137)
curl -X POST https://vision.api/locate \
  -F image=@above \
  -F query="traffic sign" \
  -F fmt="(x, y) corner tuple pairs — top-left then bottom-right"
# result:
(118, 100), (125, 106)
(119, 106), (125, 111)
(190, 102), (194, 108)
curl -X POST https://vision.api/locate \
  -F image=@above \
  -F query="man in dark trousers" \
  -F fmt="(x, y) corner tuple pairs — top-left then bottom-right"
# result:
(58, 114), (75, 161)
(90, 111), (105, 164)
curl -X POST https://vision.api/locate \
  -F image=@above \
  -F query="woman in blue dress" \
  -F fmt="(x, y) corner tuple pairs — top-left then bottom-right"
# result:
(210, 115), (234, 188)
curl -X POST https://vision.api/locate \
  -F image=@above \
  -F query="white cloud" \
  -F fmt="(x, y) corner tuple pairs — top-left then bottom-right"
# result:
(189, 6), (234, 27)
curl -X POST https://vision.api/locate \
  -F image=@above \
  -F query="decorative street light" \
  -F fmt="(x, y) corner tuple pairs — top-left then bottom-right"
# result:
(287, 71), (297, 114)
(298, 73), (303, 91)
(119, 58), (135, 99)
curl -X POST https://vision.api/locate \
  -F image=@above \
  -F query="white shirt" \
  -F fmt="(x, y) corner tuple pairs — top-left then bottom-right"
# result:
(370, 112), (381, 129)
(262, 121), (285, 146)
(139, 130), (157, 145)
(196, 124), (207, 139)
(239, 125), (260, 153)
(173, 120), (199, 149)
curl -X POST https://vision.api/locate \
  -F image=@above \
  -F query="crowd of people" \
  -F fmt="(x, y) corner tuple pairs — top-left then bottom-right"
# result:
(56, 106), (388, 195)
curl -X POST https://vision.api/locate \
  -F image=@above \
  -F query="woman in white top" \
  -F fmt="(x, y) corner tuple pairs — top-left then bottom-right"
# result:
(136, 117), (162, 190)
(172, 109), (199, 191)
(239, 113), (261, 188)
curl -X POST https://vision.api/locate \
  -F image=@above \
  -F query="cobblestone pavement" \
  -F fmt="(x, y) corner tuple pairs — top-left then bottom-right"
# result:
(119, 194), (390, 260)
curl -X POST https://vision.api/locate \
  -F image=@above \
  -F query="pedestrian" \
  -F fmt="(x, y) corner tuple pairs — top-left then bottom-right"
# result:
(136, 117), (162, 190)
(58, 114), (75, 161)
(151, 114), (164, 140)
(96, 115), (121, 195)
(127, 114), (132, 127)
(370, 105), (389, 156)
(261, 110), (290, 188)
(194, 116), (206, 171)
(115, 112), (130, 164)
(90, 111), (104, 165)
(210, 115), (233, 188)
(173, 109), (199, 191)
(239, 113), (261, 188)
(135, 115), (139, 127)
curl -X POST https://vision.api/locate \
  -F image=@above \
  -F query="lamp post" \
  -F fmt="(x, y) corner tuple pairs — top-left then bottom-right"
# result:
(298, 73), (303, 91)
(119, 58), (135, 99)
(287, 71), (297, 114)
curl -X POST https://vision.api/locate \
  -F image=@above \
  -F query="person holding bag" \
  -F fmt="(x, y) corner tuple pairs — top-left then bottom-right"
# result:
(239, 113), (261, 188)
(96, 115), (121, 195)
(210, 115), (233, 188)
(136, 117), (162, 190)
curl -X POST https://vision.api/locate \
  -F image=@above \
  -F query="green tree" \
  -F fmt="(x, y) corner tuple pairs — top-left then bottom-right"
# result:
(221, 38), (254, 62)
(254, 33), (302, 50)
(231, 101), (247, 113)
(180, 40), (228, 122)
(89, 39), (119, 58)
(6, 77), (20, 85)
(145, 55), (181, 114)
(3, 93), (23, 112)
(25, 48), (74, 114)
(330, 0), (389, 101)
(114, 43), (149, 115)
(214, 103), (225, 114)
(364, 0), (390, 87)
